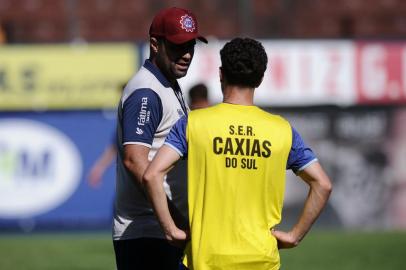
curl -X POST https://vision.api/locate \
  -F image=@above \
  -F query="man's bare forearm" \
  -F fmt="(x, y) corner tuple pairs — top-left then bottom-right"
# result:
(291, 174), (332, 243)
(291, 162), (332, 242)
(143, 146), (186, 245)
(273, 162), (332, 248)
(143, 170), (177, 238)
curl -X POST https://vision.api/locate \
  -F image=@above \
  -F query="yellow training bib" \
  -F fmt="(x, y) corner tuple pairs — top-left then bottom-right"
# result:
(185, 103), (292, 270)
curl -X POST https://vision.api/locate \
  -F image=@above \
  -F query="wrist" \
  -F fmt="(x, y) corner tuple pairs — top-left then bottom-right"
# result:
(164, 223), (178, 239)
(289, 229), (303, 246)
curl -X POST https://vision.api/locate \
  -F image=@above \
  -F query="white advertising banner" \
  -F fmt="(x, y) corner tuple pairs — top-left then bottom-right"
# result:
(0, 119), (82, 218)
(180, 40), (356, 105)
(167, 40), (406, 106)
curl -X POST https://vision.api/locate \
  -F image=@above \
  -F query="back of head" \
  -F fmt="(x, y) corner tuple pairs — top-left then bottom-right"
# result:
(220, 38), (267, 88)
(188, 83), (209, 110)
(189, 83), (208, 101)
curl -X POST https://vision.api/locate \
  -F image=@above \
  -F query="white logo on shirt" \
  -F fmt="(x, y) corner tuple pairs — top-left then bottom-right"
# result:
(137, 97), (150, 126)
(136, 127), (144, 135)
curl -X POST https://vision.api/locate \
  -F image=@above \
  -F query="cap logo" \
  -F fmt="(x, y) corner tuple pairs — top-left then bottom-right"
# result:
(180, 14), (195, 32)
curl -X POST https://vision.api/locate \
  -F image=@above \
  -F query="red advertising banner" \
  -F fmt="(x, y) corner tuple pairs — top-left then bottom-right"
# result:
(356, 42), (406, 104)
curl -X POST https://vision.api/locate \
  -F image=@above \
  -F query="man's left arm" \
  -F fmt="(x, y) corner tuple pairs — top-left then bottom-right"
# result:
(272, 127), (332, 248)
(143, 145), (187, 246)
(272, 162), (332, 248)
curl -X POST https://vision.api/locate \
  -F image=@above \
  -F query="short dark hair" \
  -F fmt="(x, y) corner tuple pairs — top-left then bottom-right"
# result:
(188, 83), (208, 101)
(220, 38), (267, 88)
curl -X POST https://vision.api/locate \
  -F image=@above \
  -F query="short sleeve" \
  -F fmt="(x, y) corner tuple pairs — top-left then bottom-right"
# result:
(287, 127), (318, 174)
(122, 88), (163, 146)
(164, 116), (188, 157)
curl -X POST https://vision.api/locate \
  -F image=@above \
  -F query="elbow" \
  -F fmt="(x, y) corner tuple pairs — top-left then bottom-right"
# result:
(123, 153), (136, 173)
(142, 168), (161, 189)
(123, 157), (143, 185)
(321, 178), (333, 196)
(142, 170), (153, 187)
(123, 158), (132, 172)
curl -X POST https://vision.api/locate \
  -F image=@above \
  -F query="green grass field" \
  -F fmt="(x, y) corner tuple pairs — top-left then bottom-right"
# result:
(0, 230), (405, 270)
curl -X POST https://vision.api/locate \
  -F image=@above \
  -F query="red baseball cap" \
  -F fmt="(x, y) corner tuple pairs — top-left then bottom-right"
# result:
(149, 7), (208, 44)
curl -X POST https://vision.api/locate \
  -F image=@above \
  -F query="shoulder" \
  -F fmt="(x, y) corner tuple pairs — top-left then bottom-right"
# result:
(257, 108), (291, 129)
(188, 104), (223, 118)
(122, 67), (162, 101)
(122, 88), (162, 108)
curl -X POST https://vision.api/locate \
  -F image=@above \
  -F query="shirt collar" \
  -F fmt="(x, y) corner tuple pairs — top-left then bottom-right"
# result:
(143, 59), (172, 88)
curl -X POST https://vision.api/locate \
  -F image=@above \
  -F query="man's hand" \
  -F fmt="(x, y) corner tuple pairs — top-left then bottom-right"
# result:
(271, 229), (300, 249)
(165, 227), (189, 248)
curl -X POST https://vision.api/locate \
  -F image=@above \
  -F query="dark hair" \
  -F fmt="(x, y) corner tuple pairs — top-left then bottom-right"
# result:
(188, 83), (208, 101)
(220, 38), (267, 88)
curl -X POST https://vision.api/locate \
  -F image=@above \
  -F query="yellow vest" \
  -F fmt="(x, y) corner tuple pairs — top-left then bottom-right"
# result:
(185, 103), (292, 270)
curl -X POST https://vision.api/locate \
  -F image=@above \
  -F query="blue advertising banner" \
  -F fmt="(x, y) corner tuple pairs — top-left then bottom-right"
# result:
(2, 107), (406, 231)
(0, 111), (117, 231)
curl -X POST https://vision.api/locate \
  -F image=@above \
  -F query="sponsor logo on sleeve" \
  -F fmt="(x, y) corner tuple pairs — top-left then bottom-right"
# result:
(137, 97), (151, 126)
(136, 127), (144, 135)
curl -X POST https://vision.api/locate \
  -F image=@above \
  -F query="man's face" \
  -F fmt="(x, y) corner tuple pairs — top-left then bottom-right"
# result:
(156, 38), (196, 81)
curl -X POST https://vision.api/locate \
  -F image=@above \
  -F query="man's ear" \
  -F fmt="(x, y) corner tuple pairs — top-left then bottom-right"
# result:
(150, 37), (159, 55)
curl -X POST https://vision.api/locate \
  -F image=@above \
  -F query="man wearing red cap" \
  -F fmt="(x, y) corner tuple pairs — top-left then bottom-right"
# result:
(113, 7), (207, 270)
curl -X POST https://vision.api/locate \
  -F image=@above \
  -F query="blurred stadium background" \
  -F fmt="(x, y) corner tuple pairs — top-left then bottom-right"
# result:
(1, 0), (406, 269)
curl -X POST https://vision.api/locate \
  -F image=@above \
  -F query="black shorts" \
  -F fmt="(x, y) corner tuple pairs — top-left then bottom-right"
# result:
(113, 238), (183, 270)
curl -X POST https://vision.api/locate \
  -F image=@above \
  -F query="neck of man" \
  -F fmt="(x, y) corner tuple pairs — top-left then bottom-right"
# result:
(150, 57), (178, 89)
(222, 85), (255, 106)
